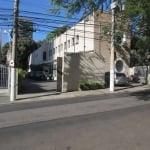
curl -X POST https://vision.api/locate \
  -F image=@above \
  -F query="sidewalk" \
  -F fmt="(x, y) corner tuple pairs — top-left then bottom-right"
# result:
(0, 89), (9, 105)
(16, 84), (150, 102)
(0, 84), (149, 105)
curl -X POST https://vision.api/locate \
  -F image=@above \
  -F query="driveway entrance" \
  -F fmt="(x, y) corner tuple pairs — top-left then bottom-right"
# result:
(20, 79), (57, 94)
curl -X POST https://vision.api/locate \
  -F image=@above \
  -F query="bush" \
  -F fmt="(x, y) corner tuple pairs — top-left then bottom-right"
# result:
(18, 68), (26, 93)
(18, 68), (26, 81)
(79, 81), (105, 91)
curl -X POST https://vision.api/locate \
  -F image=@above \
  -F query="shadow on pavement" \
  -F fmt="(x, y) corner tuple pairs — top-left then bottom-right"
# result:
(17, 92), (61, 101)
(130, 89), (150, 101)
(19, 79), (56, 94)
(115, 83), (145, 91)
(115, 83), (150, 101)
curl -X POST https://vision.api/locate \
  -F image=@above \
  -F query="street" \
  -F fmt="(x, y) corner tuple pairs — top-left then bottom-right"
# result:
(0, 89), (150, 150)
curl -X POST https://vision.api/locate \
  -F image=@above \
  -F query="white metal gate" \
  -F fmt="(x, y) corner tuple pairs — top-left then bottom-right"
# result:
(0, 65), (8, 89)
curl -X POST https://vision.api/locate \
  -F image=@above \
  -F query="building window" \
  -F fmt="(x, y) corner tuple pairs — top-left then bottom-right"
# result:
(53, 48), (55, 54)
(43, 51), (46, 61)
(58, 45), (60, 52)
(72, 37), (75, 46)
(61, 44), (63, 51)
(49, 50), (51, 57)
(68, 40), (70, 48)
(55, 47), (57, 54)
(76, 35), (79, 44)
(64, 42), (67, 50)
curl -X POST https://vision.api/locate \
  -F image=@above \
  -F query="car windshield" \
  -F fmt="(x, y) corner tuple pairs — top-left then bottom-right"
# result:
(36, 71), (44, 75)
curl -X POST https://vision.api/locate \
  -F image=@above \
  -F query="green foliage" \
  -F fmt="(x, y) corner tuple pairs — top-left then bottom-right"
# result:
(18, 68), (26, 81)
(50, 0), (105, 16)
(79, 81), (105, 91)
(46, 25), (70, 41)
(18, 68), (26, 93)
(115, 31), (123, 44)
(16, 38), (38, 70)
(1, 39), (39, 70)
(123, 0), (150, 64)
(18, 18), (34, 38)
(0, 42), (10, 64)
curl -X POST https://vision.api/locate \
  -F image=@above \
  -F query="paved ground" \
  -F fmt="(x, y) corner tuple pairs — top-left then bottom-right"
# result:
(0, 83), (149, 105)
(0, 83), (149, 128)
(0, 86), (150, 150)
(1, 105), (150, 150)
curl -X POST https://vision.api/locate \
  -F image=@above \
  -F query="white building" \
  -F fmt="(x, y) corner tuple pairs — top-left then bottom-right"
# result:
(29, 10), (130, 80)
(29, 12), (97, 79)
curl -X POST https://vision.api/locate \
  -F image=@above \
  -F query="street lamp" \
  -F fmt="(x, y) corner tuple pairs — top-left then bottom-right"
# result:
(4, 29), (12, 64)
(0, 29), (2, 58)
(4, 29), (12, 93)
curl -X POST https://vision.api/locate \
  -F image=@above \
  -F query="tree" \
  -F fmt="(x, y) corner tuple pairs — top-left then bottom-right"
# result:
(46, 25), (70, 41)
(123, 0), (150, 65)
(16, 38), (38, 70)
(50, 0), (107, 16)
(18, 18), (34, 39)
(0, 43), (10, 64)
(1, 38), (39, 70)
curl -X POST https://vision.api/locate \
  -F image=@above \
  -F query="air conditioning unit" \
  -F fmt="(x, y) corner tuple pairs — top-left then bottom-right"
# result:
(115, 58), (125, 73)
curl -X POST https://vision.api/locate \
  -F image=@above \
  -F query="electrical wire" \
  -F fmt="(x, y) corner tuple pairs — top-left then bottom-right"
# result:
(0, 6), (130, 45)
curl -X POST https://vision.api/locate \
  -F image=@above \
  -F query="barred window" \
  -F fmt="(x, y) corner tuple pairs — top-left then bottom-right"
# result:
(43, 51), (46, 61)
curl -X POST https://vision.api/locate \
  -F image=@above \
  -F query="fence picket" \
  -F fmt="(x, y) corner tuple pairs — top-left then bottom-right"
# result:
(0, 65), (8, 89)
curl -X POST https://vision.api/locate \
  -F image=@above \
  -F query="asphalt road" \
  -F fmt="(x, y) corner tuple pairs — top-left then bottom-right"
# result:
(0, 92), (150, 150)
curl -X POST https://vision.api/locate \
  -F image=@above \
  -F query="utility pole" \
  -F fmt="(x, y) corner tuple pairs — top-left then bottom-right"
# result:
(0, 29), (2, 58)
(110, 0), (117, 92)
(10, 0), (19, 102)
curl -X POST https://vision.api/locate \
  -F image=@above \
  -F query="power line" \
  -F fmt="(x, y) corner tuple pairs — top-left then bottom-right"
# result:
(0, 7), (130, 45)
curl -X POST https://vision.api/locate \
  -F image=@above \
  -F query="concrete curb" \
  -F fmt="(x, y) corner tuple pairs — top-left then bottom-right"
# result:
(0, 84), (149, 106)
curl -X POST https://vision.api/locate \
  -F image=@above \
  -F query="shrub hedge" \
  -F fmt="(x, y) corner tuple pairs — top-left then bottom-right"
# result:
(79, 81), (105, 91)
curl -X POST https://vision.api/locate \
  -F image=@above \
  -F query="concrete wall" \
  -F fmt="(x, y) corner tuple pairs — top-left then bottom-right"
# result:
(57, 57), (63, 92)
(61, 52), (105, 92)
(93, 10), (130, 73)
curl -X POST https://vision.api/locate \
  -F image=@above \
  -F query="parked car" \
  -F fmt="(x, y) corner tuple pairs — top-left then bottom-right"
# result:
(127, 74), (139, 83)
(34, 71), (47, 80)
(26, 71), (53, 81)
(25, 71), (36, 79)
(105, 72), (128, 86)
(115, 72), (128, 86)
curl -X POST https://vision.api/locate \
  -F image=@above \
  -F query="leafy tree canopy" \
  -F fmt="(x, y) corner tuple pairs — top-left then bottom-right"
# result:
(124, 0), (150, 64)
(124, 0), (150, 36)
(0, 43), (10, 64)
(16, 38), (39, 70)
(50, 0), (106, 16)
(1, 38), (39, 70)
(50, 0), (150, 65)
(46, 25), (70, 41)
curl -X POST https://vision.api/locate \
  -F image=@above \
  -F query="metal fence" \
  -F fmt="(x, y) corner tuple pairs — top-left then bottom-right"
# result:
(0, 65), (9, 89)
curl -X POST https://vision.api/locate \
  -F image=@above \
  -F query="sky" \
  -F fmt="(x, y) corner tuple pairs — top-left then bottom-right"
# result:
(0, 0), (111, 46)
(0, 0), (82, 46)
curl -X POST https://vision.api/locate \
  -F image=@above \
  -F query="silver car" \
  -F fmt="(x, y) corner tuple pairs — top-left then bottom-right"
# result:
(105, 72), (128, 86)
(115, 73), (128, 86)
